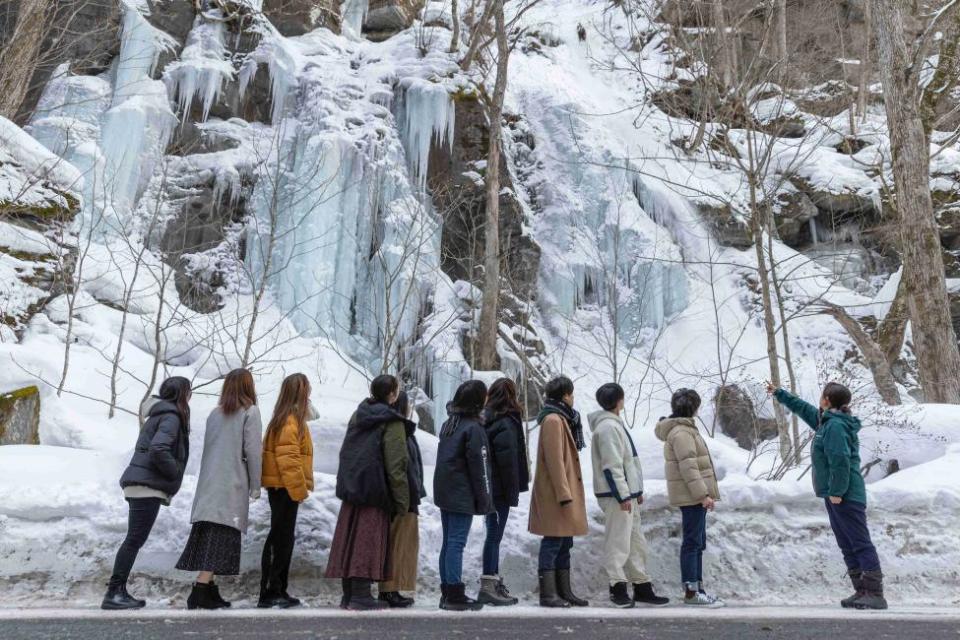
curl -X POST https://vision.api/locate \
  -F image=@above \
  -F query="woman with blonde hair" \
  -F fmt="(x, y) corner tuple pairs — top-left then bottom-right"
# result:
(258, 373), (314, 609)
(177, 368), (262, 609)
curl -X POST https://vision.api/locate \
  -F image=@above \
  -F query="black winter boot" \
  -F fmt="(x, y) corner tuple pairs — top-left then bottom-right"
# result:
(609, 582), (634, 608)
(538, 571), (570, 608)
(347, 578), (388, 611)
(187, 583), (226, 610)
(853, 571), (888, 610)
(209, 582), (231, 608)
(101, 582), (146, 610)
(556, 569), (589, 607)
(440, 583), (484, 611)
(841, 570), (864, 609)
(379, 591), (415, 608)
(633, 582), (670, 606)
(280, 591), (301, 608)
(339, 578), (350, 609)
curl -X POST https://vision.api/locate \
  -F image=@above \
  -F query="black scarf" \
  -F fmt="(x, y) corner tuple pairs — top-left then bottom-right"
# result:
(537, 399), (586, 451)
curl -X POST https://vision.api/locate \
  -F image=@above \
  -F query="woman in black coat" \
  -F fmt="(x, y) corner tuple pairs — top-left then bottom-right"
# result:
(102, 377), (192, 610)
(478, 377), (529, 606)
(433, 380), (494, 611)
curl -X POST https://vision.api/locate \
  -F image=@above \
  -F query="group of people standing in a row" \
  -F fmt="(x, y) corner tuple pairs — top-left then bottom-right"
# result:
(100, 368), (888, 612)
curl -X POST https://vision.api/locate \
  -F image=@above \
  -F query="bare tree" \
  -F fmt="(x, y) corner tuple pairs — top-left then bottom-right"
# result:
(0, 0), (53, 119)
(872, 0), (960, 403)
(475, 0), (508, 370)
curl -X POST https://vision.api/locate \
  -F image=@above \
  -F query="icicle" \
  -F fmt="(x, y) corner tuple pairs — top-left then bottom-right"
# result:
(809, 218), (819, 246)
(396, 78), (455, 189)
(164, 18), (234, 122)
(341, 0), (370, 39)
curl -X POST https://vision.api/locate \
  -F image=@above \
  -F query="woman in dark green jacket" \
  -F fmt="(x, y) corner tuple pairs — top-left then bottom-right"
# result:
(769, 381), (886, 610)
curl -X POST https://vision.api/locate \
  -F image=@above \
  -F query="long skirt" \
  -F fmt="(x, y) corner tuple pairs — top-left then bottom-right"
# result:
(175, 521), (241, 575)
(379, 513), (419, 592)
(324, 502), (391, 581)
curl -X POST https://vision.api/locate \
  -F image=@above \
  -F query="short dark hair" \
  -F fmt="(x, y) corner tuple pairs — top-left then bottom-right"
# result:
(451, 380), (488, 416)
(670, 388), (701, 418)
(545, 376), (574, 402)
(595, 383), (625, 411)
(370, 374), (399, 403)
(822, 382), (852, 414)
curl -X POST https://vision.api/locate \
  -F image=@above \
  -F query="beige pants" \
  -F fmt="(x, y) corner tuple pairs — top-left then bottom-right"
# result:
(378, 513), (419, 592)
(599, 497), (651, 586)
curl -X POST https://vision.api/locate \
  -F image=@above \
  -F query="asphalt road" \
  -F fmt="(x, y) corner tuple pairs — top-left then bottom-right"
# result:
(1, 608), (958, 640)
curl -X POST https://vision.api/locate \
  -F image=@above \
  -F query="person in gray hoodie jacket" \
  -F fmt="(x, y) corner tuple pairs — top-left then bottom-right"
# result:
(589, 383), (669, 608)
(175, 369), (263, 610)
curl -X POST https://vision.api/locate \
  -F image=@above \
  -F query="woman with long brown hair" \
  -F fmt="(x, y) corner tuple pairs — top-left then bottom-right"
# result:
(258, 373), (314, 609)
(176, 369), (263, 609)
(477, 377), (529, 606)
(103, 377), (192, 610)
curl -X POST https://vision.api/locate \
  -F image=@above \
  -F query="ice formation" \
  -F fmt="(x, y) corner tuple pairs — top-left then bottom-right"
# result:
(164, 18), (235, 122)
(396, 78), (456, 189)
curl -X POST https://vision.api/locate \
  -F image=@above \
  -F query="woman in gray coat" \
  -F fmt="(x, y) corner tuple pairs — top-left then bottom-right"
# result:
(176, 369), (263, 609)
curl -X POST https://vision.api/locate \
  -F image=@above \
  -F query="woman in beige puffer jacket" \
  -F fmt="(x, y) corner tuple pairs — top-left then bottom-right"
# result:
(654, 389), (723, 608)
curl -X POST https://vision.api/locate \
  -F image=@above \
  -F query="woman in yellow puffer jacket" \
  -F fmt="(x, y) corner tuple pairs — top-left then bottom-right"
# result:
(259, 373), (314, 609)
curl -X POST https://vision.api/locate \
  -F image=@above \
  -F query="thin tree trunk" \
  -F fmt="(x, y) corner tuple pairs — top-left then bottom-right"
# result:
(745, 130), (790, 462)
(0, 0), (51, 120)
(873, 0), (960, 403)
(476, 0), (508, 371)
(819, 303), (902, 405)
(460, 0), (496, 71)
(858, 0), (871, 123)
(774, 0), (788, 64)
(711, 0), (734, 87)
(450, 0), (461, 52)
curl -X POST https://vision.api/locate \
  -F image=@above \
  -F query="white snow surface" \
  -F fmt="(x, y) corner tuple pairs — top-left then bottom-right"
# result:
(0, 0), (959, 609)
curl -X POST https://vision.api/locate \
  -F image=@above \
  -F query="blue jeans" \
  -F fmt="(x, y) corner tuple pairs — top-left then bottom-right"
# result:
(482, 503), (510, 575)
(538, 536), (573, 572)
(439, 510), (474, 585)
(824, 499), (881, 572)
(680, 505), (707, 585)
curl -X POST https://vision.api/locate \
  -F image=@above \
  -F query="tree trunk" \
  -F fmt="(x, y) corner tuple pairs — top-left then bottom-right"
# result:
(858, 0), (871, 123)
(0, 0), (52, 120)
(450, 0), (461, 52)
(460, 0), (496, 71)
(819, 304), (902, 405)
(774, 0), (788, 63)
(873, 0), (960, 403)
(745, 131), (791, 462)
(711, 0), (735, 87)
(476, 0), (508, 371)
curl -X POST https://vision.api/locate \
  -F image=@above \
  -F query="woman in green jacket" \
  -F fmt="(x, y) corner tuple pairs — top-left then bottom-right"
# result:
(769, 381), (887, 610)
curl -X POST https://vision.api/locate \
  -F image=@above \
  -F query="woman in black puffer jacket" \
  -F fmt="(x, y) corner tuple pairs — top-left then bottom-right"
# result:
(478, 378), (529, 606)
(433, 380), (494, 611)
(102, 377), (192, 611)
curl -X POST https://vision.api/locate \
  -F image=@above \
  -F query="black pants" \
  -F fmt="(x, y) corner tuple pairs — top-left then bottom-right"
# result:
(261, 488), (300, 596)
(680, 505), (707, 585)
(824, 499), (881, 572)
(109, 497), (162, 587)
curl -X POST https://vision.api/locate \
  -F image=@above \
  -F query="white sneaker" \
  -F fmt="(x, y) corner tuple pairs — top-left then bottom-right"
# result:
(683, 590), (725, 608)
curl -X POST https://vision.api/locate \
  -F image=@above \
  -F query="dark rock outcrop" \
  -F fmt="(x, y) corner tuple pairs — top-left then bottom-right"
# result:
(713, 384), (779, 451)
(262, 0), (341, 36)
(363, 0), (423, 40)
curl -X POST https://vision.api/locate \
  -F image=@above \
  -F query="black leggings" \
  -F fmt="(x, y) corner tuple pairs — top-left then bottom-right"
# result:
(109, 497), (162, 587)
(261, 488), (300, 596)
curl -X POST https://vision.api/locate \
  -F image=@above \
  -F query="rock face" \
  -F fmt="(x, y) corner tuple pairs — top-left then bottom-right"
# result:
(0, 386), (40, 445)
(713, 384), (779, 451)
(428, 94), (541, 303)
(364, 0), (424, 40)
(262, 0), (341, 36)
(696, 203), (753, 249)
(3, 0), (122, 125)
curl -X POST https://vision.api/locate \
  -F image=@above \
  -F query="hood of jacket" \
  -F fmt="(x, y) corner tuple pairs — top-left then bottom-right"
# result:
(148, 399), (181, 420)
(587, 410), (622, 432)
(823, 410), (862, 434)
(654, 416), (696, 441)
(352, 398), (411, 431)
